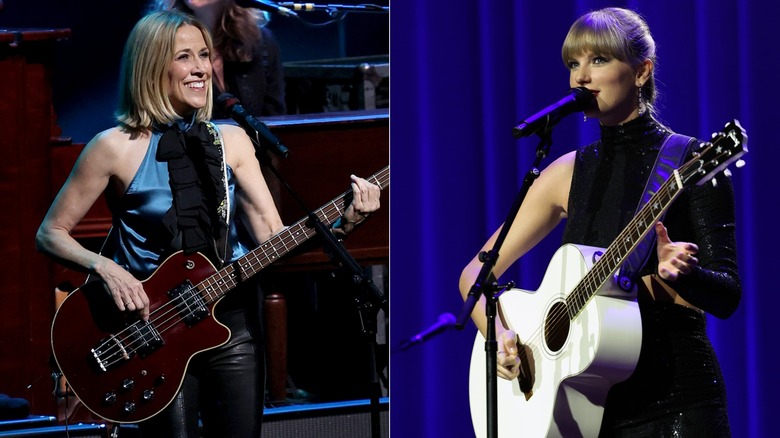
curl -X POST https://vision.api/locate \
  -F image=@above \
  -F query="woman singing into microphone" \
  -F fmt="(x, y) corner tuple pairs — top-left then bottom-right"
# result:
(460, 7), (740, 436)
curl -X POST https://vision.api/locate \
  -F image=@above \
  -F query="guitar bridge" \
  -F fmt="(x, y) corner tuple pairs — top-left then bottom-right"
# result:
(167, 280), (209, 326)
(89, 320), (163, 371)
(90, 334), (129, 372)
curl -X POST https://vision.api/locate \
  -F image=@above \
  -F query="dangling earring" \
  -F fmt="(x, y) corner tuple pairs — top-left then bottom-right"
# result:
(637, 85), (647, 116)
(584, 114), (587, 122)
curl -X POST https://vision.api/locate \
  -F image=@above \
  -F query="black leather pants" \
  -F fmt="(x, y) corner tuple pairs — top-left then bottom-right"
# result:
(139, 288), (266, 438)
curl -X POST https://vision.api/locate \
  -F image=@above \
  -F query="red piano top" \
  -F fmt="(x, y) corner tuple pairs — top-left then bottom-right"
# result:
(0, 28), (71, 43)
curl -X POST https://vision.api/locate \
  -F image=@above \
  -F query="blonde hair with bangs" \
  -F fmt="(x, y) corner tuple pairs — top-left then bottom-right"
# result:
(562, 8), (658, 114)
(116, 10), (214, 132)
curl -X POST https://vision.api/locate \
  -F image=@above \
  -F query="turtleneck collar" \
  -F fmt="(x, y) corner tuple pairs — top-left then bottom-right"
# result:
(598, 113), (669, 155)
(153, 113), (197, 134)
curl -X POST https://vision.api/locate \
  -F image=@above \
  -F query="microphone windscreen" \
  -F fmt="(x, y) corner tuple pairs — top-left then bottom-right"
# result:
(571, 87), (596, 110)
(440, 312), (456, 326)
(216, 93), (240, 112)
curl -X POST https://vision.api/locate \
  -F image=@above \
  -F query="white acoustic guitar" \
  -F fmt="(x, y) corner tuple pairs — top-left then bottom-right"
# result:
(469, 121), (746, 437)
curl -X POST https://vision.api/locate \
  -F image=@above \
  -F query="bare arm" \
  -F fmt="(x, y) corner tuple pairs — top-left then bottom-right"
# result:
(36, 128), (150, 319)
(458, 151), (575, 378)
(220, 124), (381, 243)
(221, 124), (286, 243)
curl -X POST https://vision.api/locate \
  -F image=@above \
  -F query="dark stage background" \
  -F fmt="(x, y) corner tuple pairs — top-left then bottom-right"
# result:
(391, 0), (779, 437)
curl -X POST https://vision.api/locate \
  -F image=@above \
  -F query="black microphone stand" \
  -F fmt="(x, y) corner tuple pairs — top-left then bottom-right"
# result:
(455, 127), (554, 438)
(252, 143), (387, 438)
(318, 221), (387, 438)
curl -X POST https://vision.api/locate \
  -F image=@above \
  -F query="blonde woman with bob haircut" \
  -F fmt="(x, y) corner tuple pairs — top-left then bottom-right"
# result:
(116, 11), (214, 130)
(37, 10), (379, 437)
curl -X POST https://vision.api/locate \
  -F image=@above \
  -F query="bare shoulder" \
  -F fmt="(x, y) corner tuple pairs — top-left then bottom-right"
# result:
(79, 127), (124, 166)
(537, 150), (575, 184)
(544, 150), (576, 175)
(214, 123), (254, 166)
(86, 126), (146, 156)
(88, 126), (124, 149)
(78, 127), (150, 181)
(214, 123), (250, 144)
(532, 150), (577, 213)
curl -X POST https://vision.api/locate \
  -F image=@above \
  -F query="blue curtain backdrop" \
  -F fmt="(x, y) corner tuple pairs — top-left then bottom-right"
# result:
(390, 0), (779, 436)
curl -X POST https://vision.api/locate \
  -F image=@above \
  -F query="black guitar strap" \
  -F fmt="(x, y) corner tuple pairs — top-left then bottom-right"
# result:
(616, 133), (698, 292)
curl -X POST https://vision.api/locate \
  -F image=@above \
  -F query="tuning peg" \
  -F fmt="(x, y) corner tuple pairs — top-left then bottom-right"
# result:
(736, 159), (746, 168)
(711, 177), (719, 187)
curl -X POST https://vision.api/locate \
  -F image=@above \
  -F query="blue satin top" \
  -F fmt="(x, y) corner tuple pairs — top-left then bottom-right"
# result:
(102, 125), (254, 279)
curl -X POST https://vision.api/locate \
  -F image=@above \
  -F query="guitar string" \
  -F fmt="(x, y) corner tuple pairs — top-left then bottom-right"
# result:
(534, 165), (687, 350)
(94, 168), (389, 370)
(93, 164), (391, 364)
(548, 146), (723, 332)
(508, 146), (727, 362)
(94, 201), (343, 369)
(97, 163), (389, 367)
(512, 193), (672, 362)
(92, 168), (389, 369)
(94, 204), (338, 368)
(532, 144), (734, 355)
(513, 179), (678, 361)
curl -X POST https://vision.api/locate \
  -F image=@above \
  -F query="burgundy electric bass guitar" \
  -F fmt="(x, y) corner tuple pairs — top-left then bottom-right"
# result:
(51, 166), (388, 423)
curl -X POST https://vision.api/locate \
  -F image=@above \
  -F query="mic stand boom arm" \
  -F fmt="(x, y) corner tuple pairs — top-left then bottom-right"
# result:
(455, 127), (554, 438)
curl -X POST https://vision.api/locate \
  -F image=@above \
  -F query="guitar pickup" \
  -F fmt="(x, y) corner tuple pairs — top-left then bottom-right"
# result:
(127, 320), (164, 358)
(167, 280), (209, 326)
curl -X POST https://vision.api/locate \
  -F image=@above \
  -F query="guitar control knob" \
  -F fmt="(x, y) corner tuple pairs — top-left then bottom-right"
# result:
(122, 379), (135, 391)
(123, 401), (137, 414)
(103, 392), (117, 405)
(142, 389), (155, 402)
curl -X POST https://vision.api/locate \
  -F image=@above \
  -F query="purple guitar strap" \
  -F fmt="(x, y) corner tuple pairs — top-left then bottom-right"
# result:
(616, 133), (697, 292)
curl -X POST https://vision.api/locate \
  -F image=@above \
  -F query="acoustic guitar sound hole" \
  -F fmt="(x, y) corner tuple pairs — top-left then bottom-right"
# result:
(544, 301), (570, 353)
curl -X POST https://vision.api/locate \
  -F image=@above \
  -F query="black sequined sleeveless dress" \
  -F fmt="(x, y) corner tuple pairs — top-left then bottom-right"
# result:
(561, 114), (741, 437)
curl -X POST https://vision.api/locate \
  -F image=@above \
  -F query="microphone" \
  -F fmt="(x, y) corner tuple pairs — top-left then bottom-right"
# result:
(398, 313), (456, 352)
(217, 93), (289, 158)
(512, 87), (595, 138)
(279, 3), (390, 13)
(234, 0), (299, 17)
